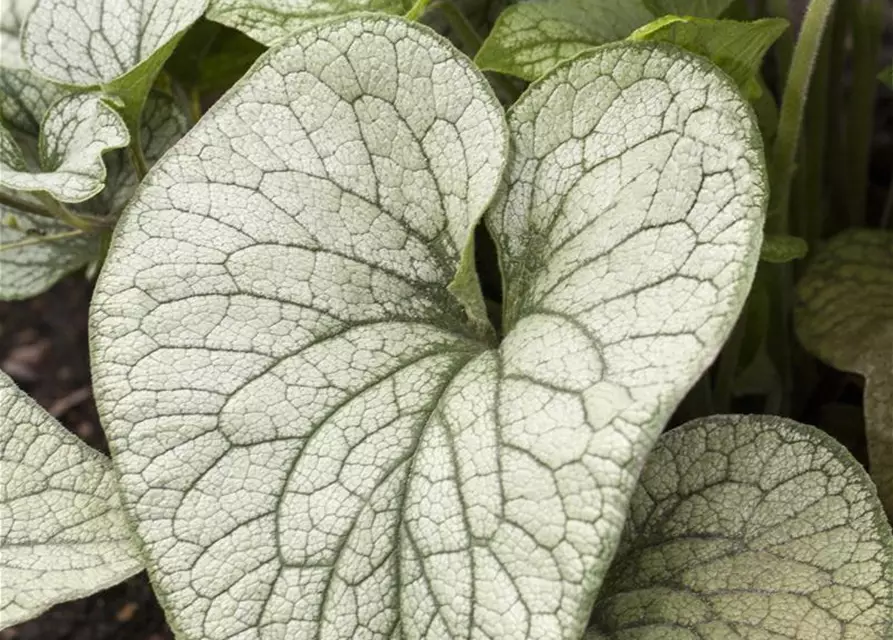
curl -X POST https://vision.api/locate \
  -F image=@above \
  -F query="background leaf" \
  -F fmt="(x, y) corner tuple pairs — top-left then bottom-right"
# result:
(590, 414), (893, 640)
(761, 232), (808, 263)
(0, 0), (35, 67)
(475, 0), (654, 81)
(643, 0), (735, 18)
(205, 0), (410, 45)
(0, 207), (102, 300)
(795, 228), (893, 517)
(0, 371), (143, 629)
(629, 16), (789, 96)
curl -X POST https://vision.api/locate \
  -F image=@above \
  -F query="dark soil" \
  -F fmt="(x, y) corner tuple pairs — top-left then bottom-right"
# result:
(0, 277), (174, 640)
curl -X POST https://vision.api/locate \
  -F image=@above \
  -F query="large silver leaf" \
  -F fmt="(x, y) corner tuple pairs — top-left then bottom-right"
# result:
(90, 17), (765, 640)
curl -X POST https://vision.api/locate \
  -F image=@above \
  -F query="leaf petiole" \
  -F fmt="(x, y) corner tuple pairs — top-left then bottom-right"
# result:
(0, 228), (86, 252)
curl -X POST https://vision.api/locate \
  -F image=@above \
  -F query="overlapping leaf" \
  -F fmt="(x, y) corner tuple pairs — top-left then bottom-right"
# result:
(476, 0), (654, 81)
(644, 0), (735, 18)
(0, 371), (143, 629)
(0, 68), (69, 137)
(629, 16), (788, 96)
(206, 0), (412, 45)
(82, 92), (189, 215)
(21, 0), (206, 128)
(795, 229), (893, 517)
(589, 415), (893, 640)
(91, 16), (765, 640)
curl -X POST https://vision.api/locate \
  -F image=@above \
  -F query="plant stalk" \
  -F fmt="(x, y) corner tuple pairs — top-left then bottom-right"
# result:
(769, 0), (837, 234)
(0, 228), (85, 251)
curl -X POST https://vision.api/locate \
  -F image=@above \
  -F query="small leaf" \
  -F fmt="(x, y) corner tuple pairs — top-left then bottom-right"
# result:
(760, 232), (808, 263)
(0, 206), (101, 300)
(795, 228), (893, 517)
(590, 414), (893, 640)
(0, 93), (129, 202)
(629, 16), (789, 96)
(0, 371), (143, 629)
(643, 0), (735, 18)
(475, 0), (654, 81)
(206, 0), (410, 45)
(91, 16), (766, 639)
(21, 0), (206, 128)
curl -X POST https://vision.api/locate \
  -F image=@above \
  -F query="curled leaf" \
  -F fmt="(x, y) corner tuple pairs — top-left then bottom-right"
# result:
(0, 93), (129, 202)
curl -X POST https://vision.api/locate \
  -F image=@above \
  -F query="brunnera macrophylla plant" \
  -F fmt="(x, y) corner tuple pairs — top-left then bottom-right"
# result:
(0, 12), (891, 640)
(0, 0), (196, 300)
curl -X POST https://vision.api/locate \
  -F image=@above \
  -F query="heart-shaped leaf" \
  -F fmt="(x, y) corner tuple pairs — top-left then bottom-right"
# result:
(206, 0), (413, 46)
(91, 16), (765, 639)
(0, 93), (129, 202)
(21, 0), (206, 131)
(795, 228), (893, 517)
(589, 415), (893, 640)
(0, 371), (143, 629)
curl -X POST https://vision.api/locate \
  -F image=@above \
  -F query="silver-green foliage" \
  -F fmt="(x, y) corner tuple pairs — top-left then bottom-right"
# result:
(0, 372), (143, 630)
(795, 229), (893, 518)
(89, 15), (766, 640)
(590, 415), (893, 640)
(205, 0), (415, 45)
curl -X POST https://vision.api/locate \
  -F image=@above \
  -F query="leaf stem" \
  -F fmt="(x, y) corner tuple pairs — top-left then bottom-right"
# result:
(0, 190), (111, 231)
(768, 0), (837, 234)
(431, 0), (483, 54)
(795, 3), (834, 246)
(0, 190), (55, 217)
(405, 0), (432, 21)
(128, 138), (149, 180)
(0, 228), (85, 252)
(825, 3), (849, 230)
